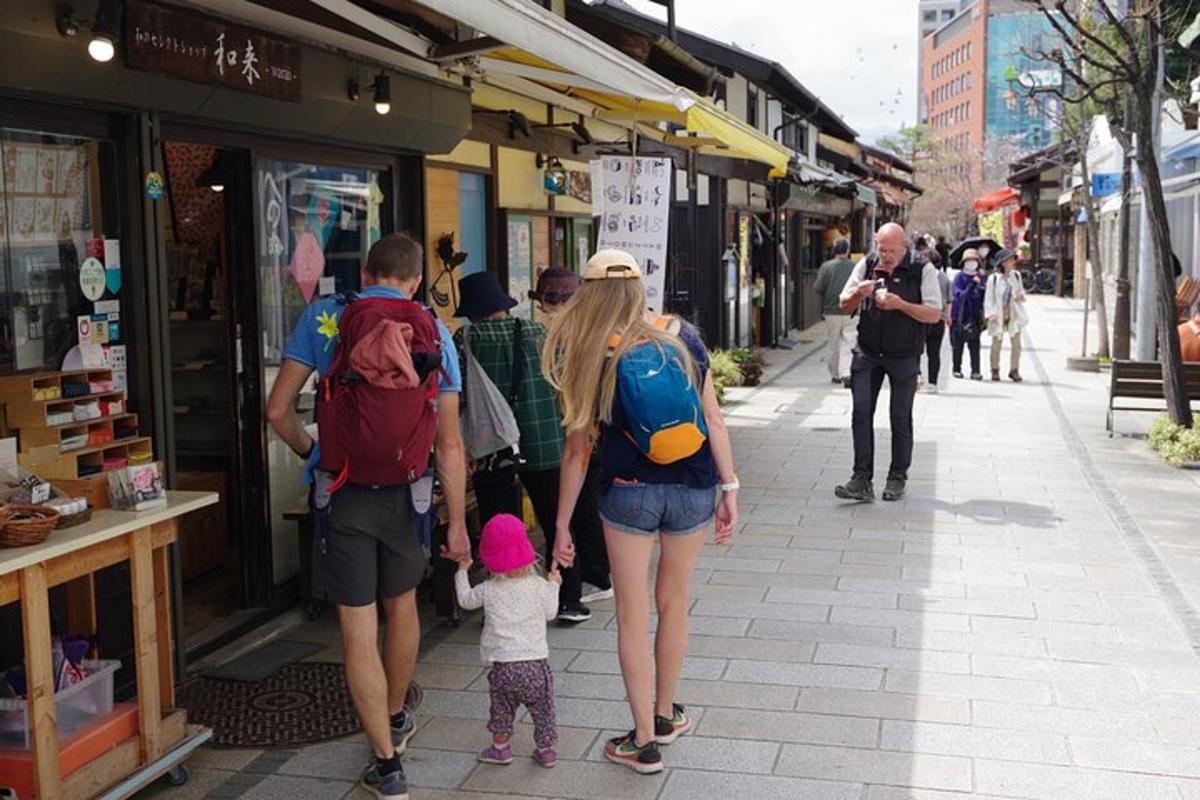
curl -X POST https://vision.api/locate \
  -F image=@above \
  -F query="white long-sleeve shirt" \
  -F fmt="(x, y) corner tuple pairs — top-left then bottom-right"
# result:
(455, 570), (560, 664)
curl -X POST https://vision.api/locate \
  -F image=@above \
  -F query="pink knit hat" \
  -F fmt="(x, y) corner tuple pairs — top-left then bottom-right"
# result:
(479, 514), (537, 575)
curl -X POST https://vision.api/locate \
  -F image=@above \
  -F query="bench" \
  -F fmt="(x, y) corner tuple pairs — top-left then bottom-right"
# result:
(1107, 360), (1200, 436)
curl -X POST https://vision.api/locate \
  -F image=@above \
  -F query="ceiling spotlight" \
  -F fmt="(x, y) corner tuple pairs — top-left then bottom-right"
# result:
(373, 72), (391, 115)
(347, 79), (360, 102)
(198, 154), (227, 194)
(88, 0), (122, 63)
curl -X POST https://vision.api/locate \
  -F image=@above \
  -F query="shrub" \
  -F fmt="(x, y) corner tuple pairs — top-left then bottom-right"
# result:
(709, 349), (743, 405)
(1146, 416), (1200, 467)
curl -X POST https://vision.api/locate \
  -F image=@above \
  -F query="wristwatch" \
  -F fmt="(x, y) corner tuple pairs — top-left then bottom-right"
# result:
(719, 477), (740, 493)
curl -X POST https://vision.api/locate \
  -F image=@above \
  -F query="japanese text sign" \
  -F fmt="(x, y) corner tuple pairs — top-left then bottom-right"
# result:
(593, 156), (672, 315)
(125, 0), (302, 102)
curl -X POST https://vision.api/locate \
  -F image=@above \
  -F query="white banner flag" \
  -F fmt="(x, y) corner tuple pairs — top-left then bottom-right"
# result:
(593, 156), (671, 314)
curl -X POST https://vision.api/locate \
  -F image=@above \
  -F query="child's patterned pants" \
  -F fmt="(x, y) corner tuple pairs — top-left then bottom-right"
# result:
(486, 658), (557, 749)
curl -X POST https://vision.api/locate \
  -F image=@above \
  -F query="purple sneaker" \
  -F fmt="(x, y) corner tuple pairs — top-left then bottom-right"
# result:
(534, 747), (557, 768)
(478, 742), (513, 765)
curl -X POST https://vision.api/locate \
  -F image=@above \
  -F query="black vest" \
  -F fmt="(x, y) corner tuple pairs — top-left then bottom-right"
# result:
(856, 252), (928, 359)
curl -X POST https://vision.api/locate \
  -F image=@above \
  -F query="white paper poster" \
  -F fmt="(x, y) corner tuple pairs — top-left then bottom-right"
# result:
(593, 156), (672, 314)
(108, 345), (128, 393)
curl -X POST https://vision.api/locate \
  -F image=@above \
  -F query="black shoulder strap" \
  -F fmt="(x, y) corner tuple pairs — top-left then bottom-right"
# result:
(509, 318), (525, 407)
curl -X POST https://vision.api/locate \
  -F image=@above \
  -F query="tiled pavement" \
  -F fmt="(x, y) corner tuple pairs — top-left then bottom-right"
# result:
(143, 297), (1200, 799)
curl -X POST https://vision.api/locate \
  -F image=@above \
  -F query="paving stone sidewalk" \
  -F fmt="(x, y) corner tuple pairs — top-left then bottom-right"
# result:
(145, 299), (1200, 800)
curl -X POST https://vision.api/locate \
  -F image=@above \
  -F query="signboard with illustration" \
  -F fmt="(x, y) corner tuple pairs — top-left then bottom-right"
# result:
(592, 156), (671, 314)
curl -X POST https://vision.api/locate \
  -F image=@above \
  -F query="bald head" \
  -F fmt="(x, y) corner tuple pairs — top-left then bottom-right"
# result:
(875, 223), (908, 270)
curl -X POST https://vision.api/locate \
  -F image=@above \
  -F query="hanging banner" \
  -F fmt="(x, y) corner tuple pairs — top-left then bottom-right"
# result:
(593, 156), (672, 314)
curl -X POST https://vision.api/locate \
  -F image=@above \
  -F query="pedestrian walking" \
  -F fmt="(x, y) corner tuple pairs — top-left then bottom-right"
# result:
(936, 234), (952, 268)
(453, 513), (561, 769)
(530, 268), (612, 604)
(984, 248), (1028, 382)
(951, 249), (986, 380)
(813, 239), (857, 385)
(542, 249), (739, 775)
(266, 232), (469, 800)
(834, 223), (942, 503)
(454, 272), (590, 623)
(923, 255), (953, 392)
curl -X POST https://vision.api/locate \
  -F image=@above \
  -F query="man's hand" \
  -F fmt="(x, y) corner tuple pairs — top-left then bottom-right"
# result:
(876, 293), (905, 311)
(552, 527), (576, 568)
(547, 561), (563, 585)
(439, 520), (471, 564)
(855, 280), (876, 298)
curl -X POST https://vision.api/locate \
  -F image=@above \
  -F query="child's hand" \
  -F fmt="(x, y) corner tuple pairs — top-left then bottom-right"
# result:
(548, 561), (563, 585)
(457, 556), (473, 571)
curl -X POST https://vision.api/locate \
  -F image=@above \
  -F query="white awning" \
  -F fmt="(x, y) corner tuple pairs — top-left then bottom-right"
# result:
(412, 0), (694, 111)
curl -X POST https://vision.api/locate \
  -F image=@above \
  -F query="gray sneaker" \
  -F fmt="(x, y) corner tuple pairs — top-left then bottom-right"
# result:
(580, 583), (614, 604)
(834, 476), (875, 502)
(882, 476), (906, 502)
(390, 709), (416, 754)
(362, 759), (409, 800)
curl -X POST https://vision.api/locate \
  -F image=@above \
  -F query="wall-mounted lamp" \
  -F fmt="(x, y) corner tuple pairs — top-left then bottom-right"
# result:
(198, 154), (227, 193)
(373, 72), (391, 115)
(58, 0), (122, 64)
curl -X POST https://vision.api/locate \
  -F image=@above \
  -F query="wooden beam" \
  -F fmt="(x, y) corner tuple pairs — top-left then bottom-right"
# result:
(65, 574), (97, 649)
(129, 526), (162, 763)
(45, 535), (129, 589)
(429, 36), (504, 61)
(153, 543), (175, 712)
(0, 571), (16, 605)
(21, 563), (62, 799)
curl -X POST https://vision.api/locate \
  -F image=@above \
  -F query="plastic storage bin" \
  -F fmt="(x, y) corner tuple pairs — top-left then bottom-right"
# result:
(0, 659), (120, 749)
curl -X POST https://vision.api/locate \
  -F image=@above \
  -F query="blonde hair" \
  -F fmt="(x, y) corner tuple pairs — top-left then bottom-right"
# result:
(492, 563), (540, 580)
(541, 276), (695, 435)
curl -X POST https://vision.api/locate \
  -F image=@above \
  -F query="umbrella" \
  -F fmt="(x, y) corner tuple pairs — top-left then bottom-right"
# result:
(948, 236), (1001, 269)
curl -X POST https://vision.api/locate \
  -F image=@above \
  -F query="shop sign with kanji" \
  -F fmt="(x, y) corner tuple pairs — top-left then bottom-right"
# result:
(125, 0), (301, 102)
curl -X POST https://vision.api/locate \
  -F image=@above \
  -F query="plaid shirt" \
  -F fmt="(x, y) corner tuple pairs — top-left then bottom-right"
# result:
(454, 317), (564, 472)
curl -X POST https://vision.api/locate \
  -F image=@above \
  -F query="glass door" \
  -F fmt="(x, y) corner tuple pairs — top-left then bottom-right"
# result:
(255, 158), (387, 589)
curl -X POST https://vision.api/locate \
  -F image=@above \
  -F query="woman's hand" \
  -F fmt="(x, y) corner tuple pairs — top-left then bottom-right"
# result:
(552, 528), (576, 568)
(714, 490), (738, 545)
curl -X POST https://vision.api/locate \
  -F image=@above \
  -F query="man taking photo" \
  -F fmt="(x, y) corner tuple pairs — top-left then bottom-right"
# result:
(834, 223), (942, 503)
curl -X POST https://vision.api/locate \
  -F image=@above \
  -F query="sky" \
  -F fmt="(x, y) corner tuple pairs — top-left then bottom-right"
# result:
(615, 0), (920, 145)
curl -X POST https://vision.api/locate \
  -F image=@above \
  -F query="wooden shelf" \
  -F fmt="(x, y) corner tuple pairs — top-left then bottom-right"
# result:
(22, 437), (153, 481)
(0, 370), (115, 407)
(4, 392), (126, 430)
(19, 413), (139, 454)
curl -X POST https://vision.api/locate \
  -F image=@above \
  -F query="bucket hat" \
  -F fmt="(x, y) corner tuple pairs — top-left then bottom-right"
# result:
(478, 513), (537, 575)
(455, 272), (518, 319)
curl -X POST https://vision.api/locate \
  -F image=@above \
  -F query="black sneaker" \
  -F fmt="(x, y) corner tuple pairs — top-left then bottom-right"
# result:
(970, 373), (984, 381)
(953, 370), (964, 379)
(654, 703), (692, 745)
(604, 731), (663, 774)
(834, 476), (874, 502)
(882, 476), (906, 502)
(556, 602), (591, 624)
(362, 756), (409, 800)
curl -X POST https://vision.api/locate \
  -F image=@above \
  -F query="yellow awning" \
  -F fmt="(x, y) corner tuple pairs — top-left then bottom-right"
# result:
(684, 93), (791, 178)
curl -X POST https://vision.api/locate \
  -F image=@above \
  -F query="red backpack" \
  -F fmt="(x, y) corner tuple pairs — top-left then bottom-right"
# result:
(317, 294), (444, 490)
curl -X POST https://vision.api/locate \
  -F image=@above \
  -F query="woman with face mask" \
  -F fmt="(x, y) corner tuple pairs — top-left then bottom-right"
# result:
(951, 249), (986, 380)
(984, 248), (1028, 381)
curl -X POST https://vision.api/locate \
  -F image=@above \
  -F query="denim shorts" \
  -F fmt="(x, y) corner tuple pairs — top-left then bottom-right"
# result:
(599, 482), (718, 536)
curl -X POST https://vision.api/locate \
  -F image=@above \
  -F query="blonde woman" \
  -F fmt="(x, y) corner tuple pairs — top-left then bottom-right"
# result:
(543, 249), (739, 775)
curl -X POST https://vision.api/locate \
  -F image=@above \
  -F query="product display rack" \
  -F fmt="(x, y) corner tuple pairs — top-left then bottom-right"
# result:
(0, 369), (154, 509)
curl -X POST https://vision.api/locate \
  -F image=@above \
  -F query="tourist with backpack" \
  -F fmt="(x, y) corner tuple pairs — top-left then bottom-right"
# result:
(530, 268), (612, 605)
(541, 249), (740, 775)
(266, 232), (468, 800)
(454, 272), (590, 623)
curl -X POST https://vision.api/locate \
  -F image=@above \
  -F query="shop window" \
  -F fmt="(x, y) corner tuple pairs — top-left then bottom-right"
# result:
(0, 129), (122, 373)
(924, 10), (937, 22)
(747, 89), (759, 130)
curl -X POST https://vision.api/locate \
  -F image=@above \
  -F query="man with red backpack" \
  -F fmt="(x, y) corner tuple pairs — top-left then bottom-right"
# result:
(267, 232), (467, 800)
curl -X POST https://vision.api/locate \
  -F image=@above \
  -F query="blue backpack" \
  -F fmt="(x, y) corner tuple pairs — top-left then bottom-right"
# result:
(614, 317), (708, 464)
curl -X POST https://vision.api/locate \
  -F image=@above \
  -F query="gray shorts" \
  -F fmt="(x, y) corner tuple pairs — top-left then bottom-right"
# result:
(599, 482), (717, 536)
(314, 484), (424, 607)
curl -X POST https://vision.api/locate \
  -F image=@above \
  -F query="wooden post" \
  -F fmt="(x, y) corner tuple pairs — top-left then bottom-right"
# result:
(20, 563), (62, 799)
(65, 574), (97, 655)
(152, 526), (176, 713)
(129, 526), (162, 762)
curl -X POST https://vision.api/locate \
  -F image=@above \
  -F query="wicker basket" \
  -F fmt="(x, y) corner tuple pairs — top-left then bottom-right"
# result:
(0, 505), (61, 548)
(57, 506), (93, 529)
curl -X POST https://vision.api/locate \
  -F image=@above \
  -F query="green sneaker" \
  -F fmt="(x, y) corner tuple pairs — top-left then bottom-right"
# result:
(882, 476), (906, 502)
(654, 703), (692, 745)
(604, 731), (663, 774)
(834, 476), (874, 502)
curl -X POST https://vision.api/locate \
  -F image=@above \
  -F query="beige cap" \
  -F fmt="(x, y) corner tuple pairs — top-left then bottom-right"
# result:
(960, 248), (980, 262)
(583, 249), (641, 280)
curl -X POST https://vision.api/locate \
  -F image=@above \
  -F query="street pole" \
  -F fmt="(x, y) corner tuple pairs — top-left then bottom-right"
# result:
(1133, 9), (1164, 361)
(1113, 94), (1134, 360)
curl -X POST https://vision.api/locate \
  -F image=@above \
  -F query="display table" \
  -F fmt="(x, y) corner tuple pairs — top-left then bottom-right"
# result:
(0, 490), (218, 800)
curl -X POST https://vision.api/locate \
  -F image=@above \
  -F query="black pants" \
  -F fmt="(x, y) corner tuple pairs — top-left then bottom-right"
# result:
(571, 457), (610, 590)
(850, 352), (919, 482)
(925, 321), (946, 384)
(473, 466), (582, 606)
(950, 324), (981, 375)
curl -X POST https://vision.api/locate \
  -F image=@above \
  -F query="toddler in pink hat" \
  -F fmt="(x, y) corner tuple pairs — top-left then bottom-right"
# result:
(454, 514), (562, 768)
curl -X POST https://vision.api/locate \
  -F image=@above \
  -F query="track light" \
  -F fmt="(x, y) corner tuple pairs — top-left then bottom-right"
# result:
(89, 0), (121, 63)
(373, 72), (391, 115)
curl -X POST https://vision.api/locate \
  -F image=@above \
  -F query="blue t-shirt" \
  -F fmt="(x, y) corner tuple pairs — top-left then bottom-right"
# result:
(281, 285), (461, 482)
(597, 320), (718, 491)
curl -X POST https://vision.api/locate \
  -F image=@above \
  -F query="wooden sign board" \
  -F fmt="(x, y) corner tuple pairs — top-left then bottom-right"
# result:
(125, 0), (302, 102)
